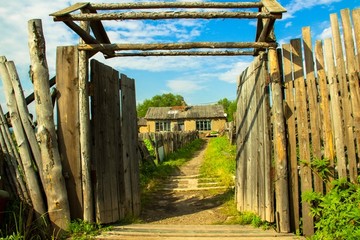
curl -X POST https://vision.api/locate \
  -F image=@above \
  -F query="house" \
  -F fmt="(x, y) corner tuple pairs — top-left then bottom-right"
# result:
(141, 104), (227, 135)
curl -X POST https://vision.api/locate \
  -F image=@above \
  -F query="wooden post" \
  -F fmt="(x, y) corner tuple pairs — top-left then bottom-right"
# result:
(79, 17), (94, 222)
(28, 19), (70, 232)
(268, 47), (290, 233)
(0, 56), (46, 217)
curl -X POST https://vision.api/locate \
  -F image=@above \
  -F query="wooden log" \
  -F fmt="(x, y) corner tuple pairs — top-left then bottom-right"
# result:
(121, 74), (141, 217)
(0, 107), (30, 204)
(0, 57), (46, 217)
(109, 50), (254, 58)
(330, 14), (351, 179)
(87, 2), (264, 10)
(302, 27), (323, 192)
(324, 38), (347, 179)
(56, 46), (83, 220)
(315, 40), (335, 184)
(341, 9), (360, 182)
(269, 48), (290, 233)
(28, 19), (70, 232)
(79, 16), (94, 223)
(291, 39), (314, 236)
(282, 43), (299, 232)
(53, 11), (282, 22)
(5, 61), (43, 179)
(78, 42), (277, 51)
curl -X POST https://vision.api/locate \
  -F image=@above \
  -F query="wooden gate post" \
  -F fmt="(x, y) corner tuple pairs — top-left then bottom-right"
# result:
(268, 47), (290, 233)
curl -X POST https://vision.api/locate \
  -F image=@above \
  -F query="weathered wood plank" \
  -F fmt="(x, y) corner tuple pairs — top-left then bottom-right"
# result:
(121, 74), (141, 217)
(352, 9), (360, 69)
(282, 43), (299, 232)
(56, 46), (82, 220)
(291, 38), (314, 236)
(315, 40), (335, 184)
(330, 13), (350, 179)
(341, 9), (360, 182)
(302, 27), (323, 192)
(261, 0), (287, 13)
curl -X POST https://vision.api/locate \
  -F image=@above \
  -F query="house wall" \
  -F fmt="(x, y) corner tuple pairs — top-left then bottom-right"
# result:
(212, 119), (226, 132)
(139, 125), (149, 133)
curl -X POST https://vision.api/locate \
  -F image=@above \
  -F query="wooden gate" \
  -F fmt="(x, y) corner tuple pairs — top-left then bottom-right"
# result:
(235, 53), (273, 222)
(57, 48), (140, 224)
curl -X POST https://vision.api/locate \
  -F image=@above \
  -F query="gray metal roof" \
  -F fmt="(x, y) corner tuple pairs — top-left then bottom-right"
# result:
(145, 105), (226, 120)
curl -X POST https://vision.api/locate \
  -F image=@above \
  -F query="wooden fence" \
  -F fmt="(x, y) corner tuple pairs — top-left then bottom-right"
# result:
(139, 131), (199, 162)
(279, 8), (360, 236)
(236, 7), (360, 237)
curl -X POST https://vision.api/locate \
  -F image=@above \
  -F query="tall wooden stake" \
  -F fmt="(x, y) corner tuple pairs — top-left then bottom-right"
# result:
(28, 19), (70, 232)
(268, 47), (290, 233)
(79, 16), (94, 222)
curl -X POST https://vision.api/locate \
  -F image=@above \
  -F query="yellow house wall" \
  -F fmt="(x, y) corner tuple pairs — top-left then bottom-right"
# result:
(184, 120), (196, 131)
(211, 119), (226, 132)
(139, 125), (149, 133)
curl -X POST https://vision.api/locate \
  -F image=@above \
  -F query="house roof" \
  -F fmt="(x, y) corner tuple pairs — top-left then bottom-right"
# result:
(137, 117), (147, 126)
(145, 105), (226, 120)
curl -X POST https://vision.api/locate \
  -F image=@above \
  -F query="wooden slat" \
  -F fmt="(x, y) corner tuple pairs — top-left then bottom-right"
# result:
(302, 27), (323, 193)
(341, 9), (360, 182)
(56, 46), (82, 220)
(261, 0), (287, 13)
(315, 40), (335, 184)
(291, 38), (314, 237)
(282, 43), (299, 232)
(352, 9), (360, 70)
(91, 59), (121, 223)
(50, 2), (90, 16)
(121, 74), (141, 217)
(330, 13), (350, 179)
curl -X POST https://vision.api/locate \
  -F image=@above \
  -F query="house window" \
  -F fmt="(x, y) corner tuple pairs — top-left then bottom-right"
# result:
(155, 121), (171, 132)
(196, 120), (211, 131)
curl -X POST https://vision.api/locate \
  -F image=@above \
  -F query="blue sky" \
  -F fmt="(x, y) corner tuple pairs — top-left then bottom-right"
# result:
(0, 0), (359, 112)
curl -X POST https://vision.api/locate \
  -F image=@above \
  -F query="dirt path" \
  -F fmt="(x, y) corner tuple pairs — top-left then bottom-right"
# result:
(140, 139), (233, 225)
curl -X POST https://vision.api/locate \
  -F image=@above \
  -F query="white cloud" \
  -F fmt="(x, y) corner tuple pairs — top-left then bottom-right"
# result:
(317, 26), (333, 40)
(167, 79), (206, 93)
(285, 22), (293, 28)
(218, 61), (251, 83)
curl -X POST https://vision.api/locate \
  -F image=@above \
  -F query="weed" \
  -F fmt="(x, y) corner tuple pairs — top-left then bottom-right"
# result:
(67, 219), (111, 240)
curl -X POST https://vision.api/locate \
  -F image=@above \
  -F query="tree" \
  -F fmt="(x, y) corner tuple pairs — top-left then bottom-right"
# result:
(137, 93), (185, 117)
(218, 98), (236, 122)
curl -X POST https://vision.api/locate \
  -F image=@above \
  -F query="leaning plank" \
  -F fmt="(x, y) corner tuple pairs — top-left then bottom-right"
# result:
(121, 74), (141, 217)
(53, 11), (282, 22)
(269, 48), (290, 233)
(302, 27), (323, 192)
(330, 13), (350, 179)
(0, 57), (46, 217)
(341, 9), (360, 182)
(282, 43), (299, 232)
(315, 40), (334, 184)
(28, 19), (70, 232)
(352, 9), (360, 69)
(324, 38), (347, 180)
(50, 2), (90, 16)
(261, 0), (287, 13)
(291, 39), (314, 236)
(56, 46), (83, 220)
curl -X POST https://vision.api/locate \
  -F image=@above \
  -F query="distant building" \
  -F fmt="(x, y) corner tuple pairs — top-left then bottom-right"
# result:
(140, 105), (227, 135)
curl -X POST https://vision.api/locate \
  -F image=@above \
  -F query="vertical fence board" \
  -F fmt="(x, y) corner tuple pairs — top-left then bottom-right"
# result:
(121, 74), (141, 217)
(302, 27), (323, 193)
(291, 38), (314, 236)
(282, 43), (299, 232)
(91, 59), (121, 223)
(352, 9), (360, 69)
(330, 14), (350, 179)
(56, 46), (82, 219)
(341, 9), (360, 182)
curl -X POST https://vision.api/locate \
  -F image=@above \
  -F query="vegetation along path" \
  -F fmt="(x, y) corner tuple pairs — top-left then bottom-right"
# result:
(97, 137), (303, 239)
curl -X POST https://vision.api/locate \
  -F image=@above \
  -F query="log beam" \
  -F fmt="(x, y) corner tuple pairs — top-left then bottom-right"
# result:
(107, 50), (254, 58)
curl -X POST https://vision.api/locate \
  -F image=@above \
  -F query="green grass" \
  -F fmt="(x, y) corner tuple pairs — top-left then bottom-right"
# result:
(140, 138), (206, 193)
(199, 136), (236, 188)
(67, 219), (112, 240)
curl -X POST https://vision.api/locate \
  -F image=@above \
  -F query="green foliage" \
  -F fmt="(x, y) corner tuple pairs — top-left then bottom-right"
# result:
(140, 138), (206, 193)
(299, 158), (334, 183)
(137, 93), (185, 117)
(143, 139), (155, 157)
(199, 136), (236, 187)
(67, 219), (111, 240)
(217, 98), (237, 122)
(304, 178), (360, 240)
